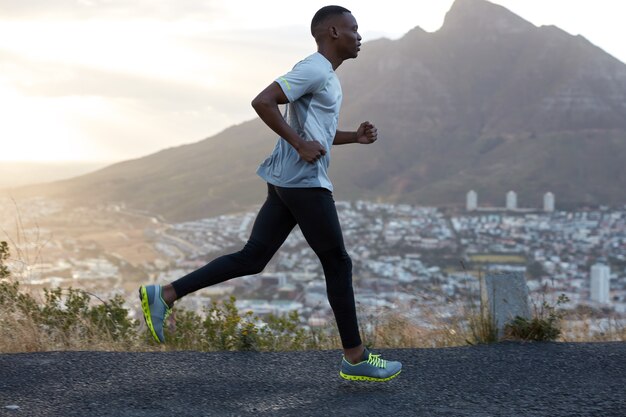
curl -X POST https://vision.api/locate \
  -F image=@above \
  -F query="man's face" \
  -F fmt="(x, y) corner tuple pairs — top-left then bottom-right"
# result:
(335, 13), (362, 59)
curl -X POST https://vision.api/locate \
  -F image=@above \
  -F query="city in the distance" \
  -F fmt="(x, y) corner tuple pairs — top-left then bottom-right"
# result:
(2, 188), (623, 339)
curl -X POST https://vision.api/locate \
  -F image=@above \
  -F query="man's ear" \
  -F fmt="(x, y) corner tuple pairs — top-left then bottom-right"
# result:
(329, 25), (339, 39)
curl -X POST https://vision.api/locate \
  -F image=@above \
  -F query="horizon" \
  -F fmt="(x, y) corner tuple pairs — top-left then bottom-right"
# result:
(1, 0), (625, 166)
(0, 160), (111, 189)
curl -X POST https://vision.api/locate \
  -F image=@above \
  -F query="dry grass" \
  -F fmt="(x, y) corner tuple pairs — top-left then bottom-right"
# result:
(560, 314), (626, 343)
(2, 285), (624, 354)
(366, 313), (468, 348)
(0, 275), (148, 354)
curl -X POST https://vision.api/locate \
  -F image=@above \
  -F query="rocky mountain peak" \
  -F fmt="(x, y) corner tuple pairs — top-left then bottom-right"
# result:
(442, 0), (535, 34)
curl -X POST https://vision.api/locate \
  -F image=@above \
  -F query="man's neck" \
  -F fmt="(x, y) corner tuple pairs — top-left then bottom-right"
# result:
(317, 47), (342, 71)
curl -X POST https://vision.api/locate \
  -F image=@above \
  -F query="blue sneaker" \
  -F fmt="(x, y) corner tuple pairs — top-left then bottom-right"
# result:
(340, 350), (402, 382)
(139, 285), (171, 343)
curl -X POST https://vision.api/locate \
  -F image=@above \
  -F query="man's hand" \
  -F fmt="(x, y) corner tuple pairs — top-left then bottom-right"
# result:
(356, 121), (378, 144)
(298, 140), (327, 163)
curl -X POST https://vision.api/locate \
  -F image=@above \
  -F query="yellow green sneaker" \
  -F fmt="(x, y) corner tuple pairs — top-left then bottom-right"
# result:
(138, 284), (171, 343)
(340, 350), (402, 382)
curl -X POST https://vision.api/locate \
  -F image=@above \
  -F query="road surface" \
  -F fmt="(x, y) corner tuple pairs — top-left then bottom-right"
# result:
(1, 342), (624, 416)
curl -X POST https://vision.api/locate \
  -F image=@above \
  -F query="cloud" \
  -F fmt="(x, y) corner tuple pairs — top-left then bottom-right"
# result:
(0, 47), (260, 161)
(5, 58), (212, 110)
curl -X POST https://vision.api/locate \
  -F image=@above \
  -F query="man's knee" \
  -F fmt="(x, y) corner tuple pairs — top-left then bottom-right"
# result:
(318, 247), (354, 302)
(232, 239), (273, 275)
(318, 247), (352, 272)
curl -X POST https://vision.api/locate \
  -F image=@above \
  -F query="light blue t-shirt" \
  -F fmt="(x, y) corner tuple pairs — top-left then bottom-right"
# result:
(257, 52), (342, 191)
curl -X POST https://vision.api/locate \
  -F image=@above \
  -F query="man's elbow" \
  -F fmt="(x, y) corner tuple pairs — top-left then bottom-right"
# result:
(251, 94), (269, 112)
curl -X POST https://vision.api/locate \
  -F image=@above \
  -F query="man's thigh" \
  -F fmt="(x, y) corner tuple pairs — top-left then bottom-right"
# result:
(247, 184), (298, 249)
(274, 186), (345, 253)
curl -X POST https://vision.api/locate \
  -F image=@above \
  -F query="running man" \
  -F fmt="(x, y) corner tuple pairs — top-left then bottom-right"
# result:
(139, 5), (402, 382)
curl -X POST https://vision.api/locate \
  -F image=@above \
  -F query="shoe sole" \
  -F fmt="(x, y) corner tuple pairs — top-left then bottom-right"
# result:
(339, 369), (401, 382)
(139, 286), (162, 343)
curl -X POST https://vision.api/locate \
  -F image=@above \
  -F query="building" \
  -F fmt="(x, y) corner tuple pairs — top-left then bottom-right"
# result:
(506, 191), (517, 211)
(544, 192), (555, 212)
(590, 263), (611, 304)
(466, 190), (478, 211)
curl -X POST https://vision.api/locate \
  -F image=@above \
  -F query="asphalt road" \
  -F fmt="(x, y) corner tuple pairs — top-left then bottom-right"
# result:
(1, 342), (624, 417)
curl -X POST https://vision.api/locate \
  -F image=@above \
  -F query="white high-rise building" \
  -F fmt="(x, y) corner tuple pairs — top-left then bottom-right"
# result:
(466, 190), (477, 211)
(544, 192), (555, 212)
(506, 191), (517, 210)
(590, 263), (611, 304)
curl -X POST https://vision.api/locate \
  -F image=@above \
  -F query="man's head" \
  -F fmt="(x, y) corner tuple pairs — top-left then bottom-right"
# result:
(311, 5), (361, 60)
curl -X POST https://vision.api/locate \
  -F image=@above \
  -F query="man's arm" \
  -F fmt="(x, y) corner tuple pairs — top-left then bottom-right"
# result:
(333, 130), (357, 145)
(333, 121), (378, 145)
(251, 82), (327, 163)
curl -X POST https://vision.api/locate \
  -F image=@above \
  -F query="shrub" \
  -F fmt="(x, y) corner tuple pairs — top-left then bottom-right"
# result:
(256, 310), (328, 351)
(1, 243), (139, 352)
(504, 294), (569, 341)
(0, 241), (9, 279)
(166, 297), (335, 352)
(0, 283), (139, 352)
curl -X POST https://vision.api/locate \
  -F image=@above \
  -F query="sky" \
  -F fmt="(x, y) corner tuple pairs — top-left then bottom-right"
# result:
(1, 0), (625, 163)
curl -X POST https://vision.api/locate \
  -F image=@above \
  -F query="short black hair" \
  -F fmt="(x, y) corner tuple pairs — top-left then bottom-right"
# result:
(311, 5), (351, 37)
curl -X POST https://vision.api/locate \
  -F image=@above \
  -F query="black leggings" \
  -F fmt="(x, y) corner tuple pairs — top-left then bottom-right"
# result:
(171, 183), (362, 349)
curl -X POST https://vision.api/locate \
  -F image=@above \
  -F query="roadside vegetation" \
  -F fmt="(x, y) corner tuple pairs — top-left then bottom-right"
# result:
(1, 241), (624, 353)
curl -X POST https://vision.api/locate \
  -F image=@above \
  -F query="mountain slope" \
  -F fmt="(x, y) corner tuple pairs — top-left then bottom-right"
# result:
(10, 0), (626, 220)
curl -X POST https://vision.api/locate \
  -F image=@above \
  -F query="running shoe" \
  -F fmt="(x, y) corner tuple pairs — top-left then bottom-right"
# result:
(340, 350), (402, 382)
(139, 284), (171, 343)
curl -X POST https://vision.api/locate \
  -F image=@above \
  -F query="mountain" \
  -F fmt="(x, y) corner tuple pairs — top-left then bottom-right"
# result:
(9, 0), (626, 221)
(332, 0), (626, 208)
(0, 161), (109, 189)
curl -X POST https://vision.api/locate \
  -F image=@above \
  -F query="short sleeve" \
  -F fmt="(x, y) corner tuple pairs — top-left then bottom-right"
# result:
(275, 56), (328, 102)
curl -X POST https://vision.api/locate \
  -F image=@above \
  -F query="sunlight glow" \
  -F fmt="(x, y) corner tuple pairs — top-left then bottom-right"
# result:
(0, 81), (88, 162)
(0, 20), (222, 84)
